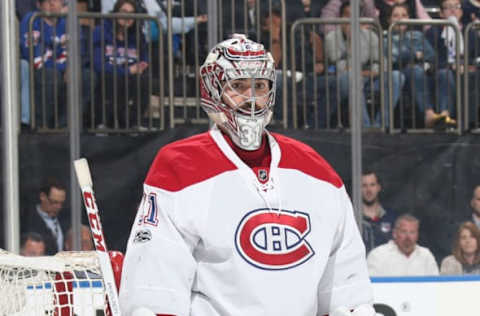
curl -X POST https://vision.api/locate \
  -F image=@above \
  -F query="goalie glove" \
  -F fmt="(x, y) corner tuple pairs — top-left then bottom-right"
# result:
(330, 304), (376, 316)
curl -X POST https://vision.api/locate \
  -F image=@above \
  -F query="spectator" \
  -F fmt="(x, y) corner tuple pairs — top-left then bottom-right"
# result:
(102, 0), (207, 34)
(20, 232), (46, 256)
(361, 170), (396, 254)
(78, 0), (95, 29)
(295, 29), (335, 128)
(221, 0), (259, 40)
(141, 0), (207, 35)
(321, 0), (377, 34)
(286, 0), (325, 22)
(64, 225), (94, 251)
(16, 0), (37, 21)
(139, 0), (208, 74)
(22, 178), (67, 255)
(260, 8), (283, 68)
(93, 0), (150, 129)
(440, 221), (480, 274)
(425, 0), (478, 129)
(243, 0), (259, 37)
(89, 0), (102, 13)
(469, 185), (480, 228)
(285, 0), (325, 74)
(461, 0), (480, 26)
(367, 214), (439, 276)
(19, 0), (67, 128)
(299, 0), (325, 17)
(259, 7), (284, 121)
(77, 0), (98, 127)
(260, 7), (330, 127)
(325, 2), (405, 128)
(384, 4), (440, 128)
(19, 0), (92, 128)
(375, 0), (432, 31)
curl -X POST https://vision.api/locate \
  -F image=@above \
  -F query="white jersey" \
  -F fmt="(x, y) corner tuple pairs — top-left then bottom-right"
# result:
(119, 128), (373, 316)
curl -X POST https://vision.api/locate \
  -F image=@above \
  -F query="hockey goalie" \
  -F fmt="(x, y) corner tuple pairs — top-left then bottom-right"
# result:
(119, 34), (376, 316)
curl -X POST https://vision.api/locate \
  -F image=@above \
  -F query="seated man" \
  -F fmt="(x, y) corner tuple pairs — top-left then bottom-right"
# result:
(20, 0), (67, 128)
(22, 178), (68, 255)
(64, 224), (94, 251)
(321, 0), (377, 34)
(260, 7), (333, 128)
(20, 0), (92, 129)
(325, 2), (405, 128)
(367, 214), (439, 276)
(425, 0), (479, 129)
(20, 232), (46, 257)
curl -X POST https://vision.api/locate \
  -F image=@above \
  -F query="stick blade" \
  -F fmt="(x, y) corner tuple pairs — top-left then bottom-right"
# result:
(74, 158), (93, 188)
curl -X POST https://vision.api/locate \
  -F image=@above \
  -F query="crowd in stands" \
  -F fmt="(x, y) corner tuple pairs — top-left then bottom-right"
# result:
(8, 0), (480, 277)
(8, 0), (478, 128)
(360, 170), (480, 276)
(12, 170), (480, 279)
(14, 0), (480, 131)
(17, 0), (208, 130)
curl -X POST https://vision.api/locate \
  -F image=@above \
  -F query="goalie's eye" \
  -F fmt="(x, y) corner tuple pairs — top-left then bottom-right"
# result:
(230, 81), (244, 91)
(227, 79), (270, 96)
(254, 81), (268, 91)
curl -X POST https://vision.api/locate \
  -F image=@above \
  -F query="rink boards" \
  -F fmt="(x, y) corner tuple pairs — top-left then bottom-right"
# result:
(371, 275), (480, 316)
(11, 275), (480, 315)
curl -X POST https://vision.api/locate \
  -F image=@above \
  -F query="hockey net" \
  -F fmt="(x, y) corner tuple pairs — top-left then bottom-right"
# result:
(0, 249), (110, 316)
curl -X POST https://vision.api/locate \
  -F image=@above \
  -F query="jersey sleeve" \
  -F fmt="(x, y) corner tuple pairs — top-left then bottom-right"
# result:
(316, 186), (373, 315)
(119, 183), (198, 316)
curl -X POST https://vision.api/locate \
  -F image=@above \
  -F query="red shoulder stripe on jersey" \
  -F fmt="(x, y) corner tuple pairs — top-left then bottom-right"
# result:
(272, 133), (343, 188)
(145, 132), (238, 192)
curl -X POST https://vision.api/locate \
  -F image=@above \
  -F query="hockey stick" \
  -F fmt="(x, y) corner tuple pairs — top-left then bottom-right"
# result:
(73, 158), (122, 316)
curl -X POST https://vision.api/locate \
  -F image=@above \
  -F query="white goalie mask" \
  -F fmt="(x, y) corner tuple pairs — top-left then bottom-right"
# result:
(200, 34), (277, 151)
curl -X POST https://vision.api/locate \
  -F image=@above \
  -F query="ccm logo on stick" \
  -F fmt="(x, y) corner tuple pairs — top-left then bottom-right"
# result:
(235, 208), (314, 270)
(83, 191), (107, 251)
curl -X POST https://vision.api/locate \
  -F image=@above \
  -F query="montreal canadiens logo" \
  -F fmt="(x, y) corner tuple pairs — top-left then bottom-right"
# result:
(235, 208), (315, 270)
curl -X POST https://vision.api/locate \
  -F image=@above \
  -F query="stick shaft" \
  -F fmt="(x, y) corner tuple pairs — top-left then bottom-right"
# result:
(74, 159), (122, 316)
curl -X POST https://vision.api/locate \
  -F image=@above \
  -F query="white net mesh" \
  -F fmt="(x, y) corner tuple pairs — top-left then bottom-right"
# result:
(0, 249), (107, 316)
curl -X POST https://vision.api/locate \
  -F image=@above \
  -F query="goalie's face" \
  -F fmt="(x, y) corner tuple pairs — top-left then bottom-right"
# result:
(221, 78), (271, 115)
(199, 34), (277, 150)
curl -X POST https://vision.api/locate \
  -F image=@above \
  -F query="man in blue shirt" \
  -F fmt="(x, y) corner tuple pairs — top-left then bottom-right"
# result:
(361, 170), (397, 254)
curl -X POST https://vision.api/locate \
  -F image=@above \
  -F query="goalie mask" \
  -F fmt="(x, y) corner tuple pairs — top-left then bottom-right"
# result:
(200, 34), (277, 151)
